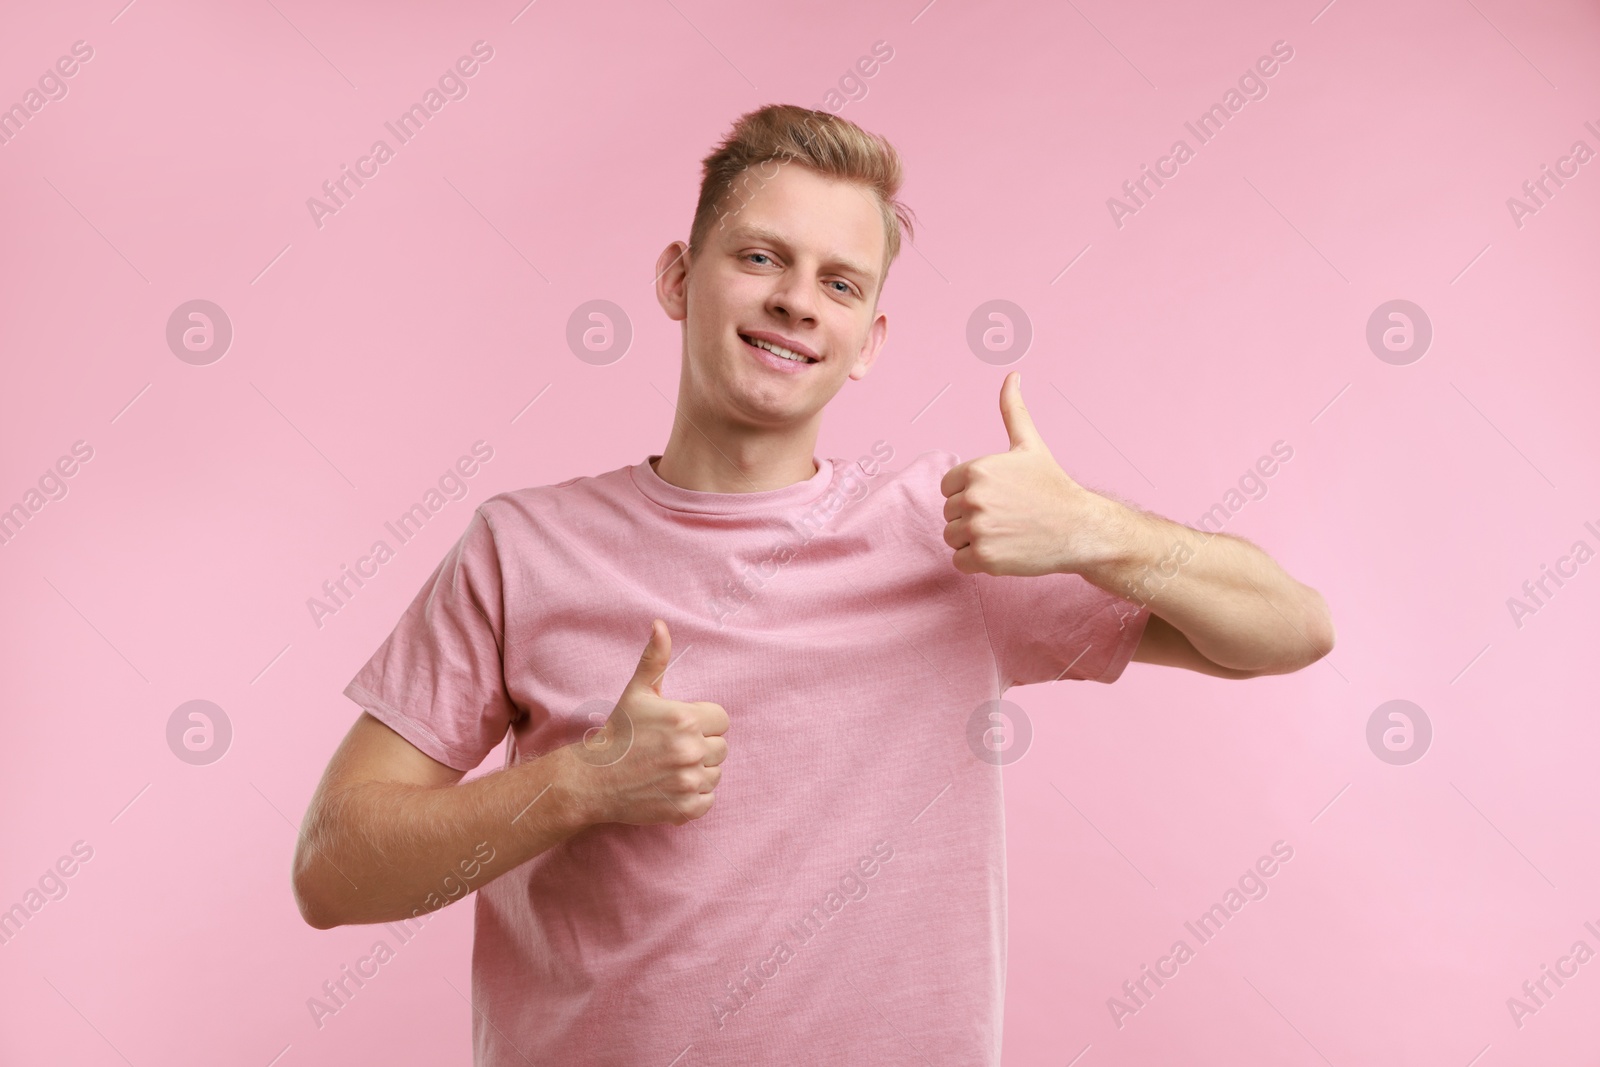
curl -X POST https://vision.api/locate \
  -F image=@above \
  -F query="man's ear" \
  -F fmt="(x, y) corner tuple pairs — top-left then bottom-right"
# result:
(655, 241), (691, 322)
(848, 310), (888, 381)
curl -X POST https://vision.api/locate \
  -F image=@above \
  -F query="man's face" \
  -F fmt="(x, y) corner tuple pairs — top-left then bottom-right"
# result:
(656, 163), (889, 430)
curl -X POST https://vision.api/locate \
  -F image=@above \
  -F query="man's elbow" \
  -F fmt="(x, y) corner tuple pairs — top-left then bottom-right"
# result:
(293, 883), (341, 931)
(1284, 595), (1336, 674)
(291, 831), (345, 930)
(292, 867), (332, 930)
(1305, 591), (1336, 664)
(1238, 597), (1334, 678)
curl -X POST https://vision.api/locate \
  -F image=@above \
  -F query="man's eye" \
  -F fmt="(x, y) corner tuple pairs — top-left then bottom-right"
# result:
(747, 253), (772, 265)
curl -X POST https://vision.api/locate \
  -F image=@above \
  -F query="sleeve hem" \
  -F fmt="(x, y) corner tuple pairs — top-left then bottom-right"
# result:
(1093, 601), (1152, 684)
(342, 681), (481, 773)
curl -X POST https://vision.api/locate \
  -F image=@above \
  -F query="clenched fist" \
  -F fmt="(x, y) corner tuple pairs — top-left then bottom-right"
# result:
(563, 619), (729, 827)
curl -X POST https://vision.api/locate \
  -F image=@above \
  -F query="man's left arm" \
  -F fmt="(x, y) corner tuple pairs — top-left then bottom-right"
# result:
(940, 372), (1335, 680)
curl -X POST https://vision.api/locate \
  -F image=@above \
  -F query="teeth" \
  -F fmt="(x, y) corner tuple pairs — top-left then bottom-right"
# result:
(747, 336), (812, 363)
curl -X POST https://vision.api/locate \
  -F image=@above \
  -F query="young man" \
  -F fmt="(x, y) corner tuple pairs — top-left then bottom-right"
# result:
(291, 104), (1333, 1065)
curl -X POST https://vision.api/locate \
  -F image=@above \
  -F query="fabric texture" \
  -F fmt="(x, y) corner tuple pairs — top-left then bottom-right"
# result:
(343, 448), (1150, 1065)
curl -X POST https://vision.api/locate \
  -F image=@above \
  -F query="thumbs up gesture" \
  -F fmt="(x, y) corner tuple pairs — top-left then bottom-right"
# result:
(566, 619), (730, 827)
(939, 372), (1117, 577)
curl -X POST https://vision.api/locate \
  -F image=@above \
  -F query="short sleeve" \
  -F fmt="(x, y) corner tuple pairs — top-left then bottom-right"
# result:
(342, 506), (517, 771)
(973, 569), (1151, 691)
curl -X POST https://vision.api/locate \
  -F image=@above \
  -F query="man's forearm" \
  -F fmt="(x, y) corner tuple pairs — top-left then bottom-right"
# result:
(293, 746), (593, 928)
(1078, 497), (1334, 674)
(933, 372), (1332, 673)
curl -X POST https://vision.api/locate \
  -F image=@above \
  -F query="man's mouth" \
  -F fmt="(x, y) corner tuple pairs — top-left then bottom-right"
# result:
(739, 333), (818, 364)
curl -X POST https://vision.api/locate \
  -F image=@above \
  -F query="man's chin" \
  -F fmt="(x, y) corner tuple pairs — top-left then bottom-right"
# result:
(728, 385), (823, 426)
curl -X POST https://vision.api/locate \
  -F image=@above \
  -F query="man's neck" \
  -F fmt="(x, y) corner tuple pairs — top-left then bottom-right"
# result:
(652, 417), (820, 494)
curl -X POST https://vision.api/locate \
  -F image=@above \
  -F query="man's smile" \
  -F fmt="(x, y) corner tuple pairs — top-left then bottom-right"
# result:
(739, 330), (819, 364)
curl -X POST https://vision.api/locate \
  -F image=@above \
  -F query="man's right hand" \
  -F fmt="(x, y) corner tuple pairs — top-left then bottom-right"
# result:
(562, 619), (729, 827)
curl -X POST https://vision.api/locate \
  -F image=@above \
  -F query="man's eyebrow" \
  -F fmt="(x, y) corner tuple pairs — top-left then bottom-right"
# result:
(725, 224), (878, 283)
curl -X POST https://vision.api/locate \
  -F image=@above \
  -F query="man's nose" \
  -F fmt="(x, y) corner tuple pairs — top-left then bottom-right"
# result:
(768, 278), (819, 323)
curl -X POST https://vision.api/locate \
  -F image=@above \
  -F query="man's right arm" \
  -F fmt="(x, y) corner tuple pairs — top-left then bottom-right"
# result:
(293, 619), (728, 929)
(290, 711), (594, 929)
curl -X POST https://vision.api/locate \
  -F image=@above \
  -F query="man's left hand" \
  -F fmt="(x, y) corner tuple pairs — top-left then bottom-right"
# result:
(939, 372), (1123, 577)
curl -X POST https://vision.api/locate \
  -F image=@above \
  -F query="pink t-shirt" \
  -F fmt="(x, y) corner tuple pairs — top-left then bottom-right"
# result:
(343, 447), (1149, 1065)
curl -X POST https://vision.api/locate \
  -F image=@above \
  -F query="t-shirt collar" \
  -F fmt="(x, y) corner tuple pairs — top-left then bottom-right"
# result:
(630, 454), (836, 515)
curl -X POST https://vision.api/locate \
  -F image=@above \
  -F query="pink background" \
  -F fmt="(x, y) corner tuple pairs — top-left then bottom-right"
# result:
(3, 0), (1598, 1063)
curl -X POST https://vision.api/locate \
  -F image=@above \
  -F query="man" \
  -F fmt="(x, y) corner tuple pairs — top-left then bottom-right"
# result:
(291, 103), (1333, 1065)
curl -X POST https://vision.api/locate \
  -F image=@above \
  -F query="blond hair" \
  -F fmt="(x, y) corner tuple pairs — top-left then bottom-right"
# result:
(688, 104), (916, 293)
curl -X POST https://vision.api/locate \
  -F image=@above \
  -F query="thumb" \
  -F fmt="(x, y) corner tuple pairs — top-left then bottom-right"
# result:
(1000, 371), (1041, 451)
(629, 618), (672, 697)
